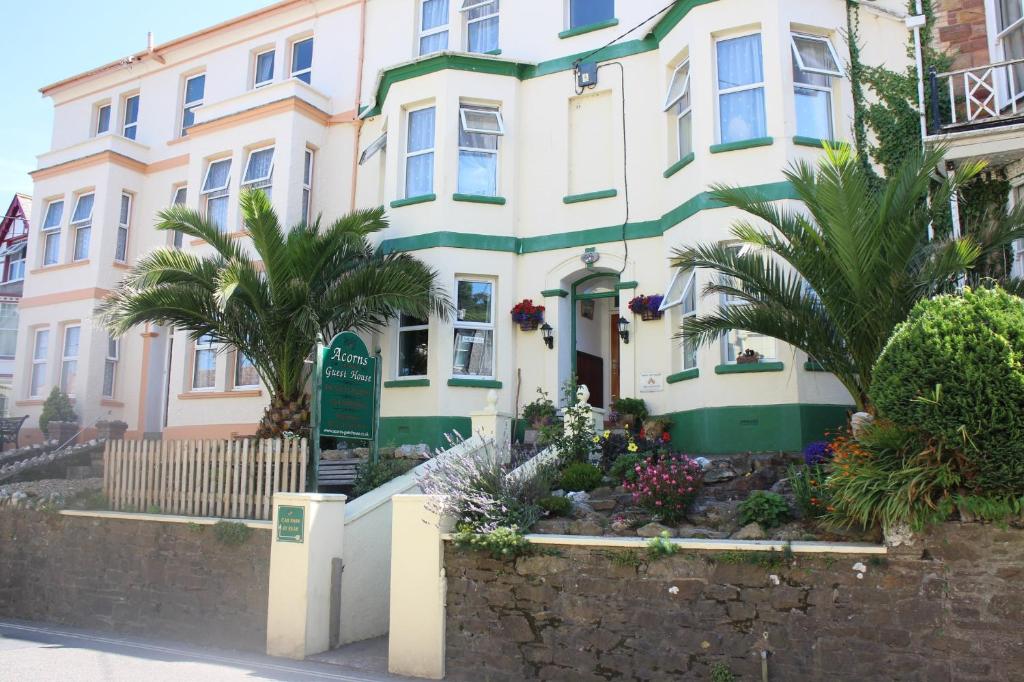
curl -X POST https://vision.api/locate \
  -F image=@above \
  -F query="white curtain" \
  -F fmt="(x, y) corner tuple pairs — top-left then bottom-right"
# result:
(466, 0), (499, 53)
(420, 0), (449, 54)
(203, 160), (231, 192)
(717, 34), (766, 143)
(406, 108), (435, 197)
(72, 194), (94, 223)
(244, 148), (274, 183)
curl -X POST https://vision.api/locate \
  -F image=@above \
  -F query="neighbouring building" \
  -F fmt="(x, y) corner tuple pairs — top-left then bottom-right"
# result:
(0, 194), (29, 416)
(927, 0), (1024, 276)
(16, 0), (909, 450)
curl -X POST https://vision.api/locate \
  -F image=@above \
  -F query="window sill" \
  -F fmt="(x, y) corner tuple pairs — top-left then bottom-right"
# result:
(177, 389), (263, 400)
(715, 361), (784, 375)
(563, 188), (617, 204)
(390, 193), (436, 208)
(663, 152), (695, 179)
(667, 368), (699, 383)
(483, 49), (502, 56)
(710, 137), (774, 154)
(100, 399), (125, 407)
(803, 361), (827, 372)
(30, 260), (90, 275)
(112, 261), (131, 270)
(793, 136), (838, 149)
(448, 378), (502, 389)
(453, 193), (506, 205)
(15, 399), (44, 406)
(558, 18), (619, 39)
(384, 379), (431, 388)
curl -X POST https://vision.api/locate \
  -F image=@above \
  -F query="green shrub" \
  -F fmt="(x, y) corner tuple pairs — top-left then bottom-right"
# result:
(871, 287), (1024, 494)
(609, 453), (644, 484)
(559, 462), (603, 492)
(39, 387), (78, 435)
(351, 458), (416, 497)
(212, 521), (252, 546)
(453, 526), (530, 560)
(646, 531), (679, 559)
(611, 397), (648, 423)
(737, 491), (790, 528)
(522, 388), (557, 427)
(538, 495), (572, 516)
(710, 662), (736, 682)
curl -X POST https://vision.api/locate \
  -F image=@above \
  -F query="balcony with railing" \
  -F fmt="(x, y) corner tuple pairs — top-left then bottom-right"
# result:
(928, 58), (1024, 133)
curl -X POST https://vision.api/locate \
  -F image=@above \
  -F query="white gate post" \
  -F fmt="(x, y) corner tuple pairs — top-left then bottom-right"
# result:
(266, 492), (347, 659)
(470, 389), (513, 453)
(388, 495), (446, 679)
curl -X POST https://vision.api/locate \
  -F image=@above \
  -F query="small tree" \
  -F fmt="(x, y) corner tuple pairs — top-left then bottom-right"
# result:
(39, 387), (77, 434)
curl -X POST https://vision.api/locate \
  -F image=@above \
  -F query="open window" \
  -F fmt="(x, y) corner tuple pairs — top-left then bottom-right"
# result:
(201, 158), (232, 231)
(460, 106), (505, 135)
(458, 105), (503, 196)
(242, 146), (275, 198)
(660, 268), (699, 370)
(663, 61), (691, 111)
(359, 132), (388, 165)
(664, 60), (692, 161)
(790, 34), (842, 77)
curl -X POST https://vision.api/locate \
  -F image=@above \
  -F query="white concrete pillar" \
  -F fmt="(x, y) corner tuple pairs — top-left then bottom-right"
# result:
(469, 389), (513, 452)
(388, 495), (446, 680)
(266, 492), (347, 659)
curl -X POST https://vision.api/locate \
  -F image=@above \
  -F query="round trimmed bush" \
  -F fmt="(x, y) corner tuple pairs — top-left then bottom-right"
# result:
(870, 287), (1024, 494)
(559, 462), (603, 492)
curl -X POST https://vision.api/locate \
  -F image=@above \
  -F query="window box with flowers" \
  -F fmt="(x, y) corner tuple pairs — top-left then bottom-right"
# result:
(511, 299), (545, 331)
(628, 294), (664, 321)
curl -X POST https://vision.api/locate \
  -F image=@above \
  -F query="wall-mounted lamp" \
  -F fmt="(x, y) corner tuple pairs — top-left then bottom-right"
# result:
(541, 322), (554, 349)
(617, 317), (630, 345)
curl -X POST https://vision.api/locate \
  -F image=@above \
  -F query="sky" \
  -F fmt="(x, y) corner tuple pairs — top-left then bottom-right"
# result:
(0, 0), (277, 200)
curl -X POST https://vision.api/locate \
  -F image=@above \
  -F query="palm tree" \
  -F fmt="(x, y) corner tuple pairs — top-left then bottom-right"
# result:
(671, 144), (1024, 411)
(98, 189), (451, 436)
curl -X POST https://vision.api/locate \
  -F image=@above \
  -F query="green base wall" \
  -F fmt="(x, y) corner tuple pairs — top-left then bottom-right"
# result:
(378, 416), (473, 451)
(660, 403), (852, 454)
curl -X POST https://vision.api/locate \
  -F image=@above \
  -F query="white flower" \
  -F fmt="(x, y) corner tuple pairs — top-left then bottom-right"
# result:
(769, 574), (780, 586)
(852, 562), (867, 573)
(668, 586), (680, 595)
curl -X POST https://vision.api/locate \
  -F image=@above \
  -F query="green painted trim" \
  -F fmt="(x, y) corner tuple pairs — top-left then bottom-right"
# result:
(447, 378), (503, 388)
(666, 368), (699, 383)
(483, 48), (502, 55)
(715, 361), (785, 374)
(389, 193), (436, 208)
(803, 361), (827, 372)
(615, 281), (638, 291)
(570, 271), (620, 377)
(378, 415), (472, 450)
(710, 137), (774, 154)
(658, 403), (851, 454)
(383, 379), (431, 388)
(558, 18), (620, 39)
(378, 181), (798, 255)
(663, 152), (695, 178)
(793, 136), (836, 149)
(563, 188), (618, 204)
(360, 1), (719, 118)
(541, 288), (569, 298)
(576, 291), (617, 300)
(452, 193), (506, 205)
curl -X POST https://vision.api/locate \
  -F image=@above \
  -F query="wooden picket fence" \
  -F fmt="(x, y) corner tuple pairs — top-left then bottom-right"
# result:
(103, 438), (307, 520)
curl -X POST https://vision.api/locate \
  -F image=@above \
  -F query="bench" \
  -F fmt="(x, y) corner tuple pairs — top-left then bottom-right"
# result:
(0, 416), (27, 451)
(317, 458), (366, 486)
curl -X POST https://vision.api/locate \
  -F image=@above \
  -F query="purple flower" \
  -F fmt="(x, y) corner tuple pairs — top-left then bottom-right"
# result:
(804, 440), (833, 466)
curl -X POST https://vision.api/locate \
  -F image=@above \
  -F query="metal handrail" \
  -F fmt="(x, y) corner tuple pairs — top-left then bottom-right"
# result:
(935, 56), (1024, 79)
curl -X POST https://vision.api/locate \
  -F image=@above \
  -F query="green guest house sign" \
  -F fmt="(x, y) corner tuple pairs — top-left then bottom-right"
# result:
(318, 331), (378, 440)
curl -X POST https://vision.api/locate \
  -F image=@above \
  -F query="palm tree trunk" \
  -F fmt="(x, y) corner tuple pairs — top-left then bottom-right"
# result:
(256, 392), (310, 439)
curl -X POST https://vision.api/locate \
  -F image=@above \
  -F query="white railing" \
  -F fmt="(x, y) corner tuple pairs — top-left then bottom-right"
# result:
(931, 58), (1024, 130)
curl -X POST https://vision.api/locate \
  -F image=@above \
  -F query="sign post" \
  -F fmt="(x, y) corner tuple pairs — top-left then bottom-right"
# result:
(313, 331), (380, 488)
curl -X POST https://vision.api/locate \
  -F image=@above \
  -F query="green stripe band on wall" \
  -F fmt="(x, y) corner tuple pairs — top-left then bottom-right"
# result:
(383, 379), (431, 388)
(715, 362), (785, 374)
(447, 378), (503, 388)
(563, 189), (618, 204)
(378, 416), (472, 451)
(379, 181), (797, 255)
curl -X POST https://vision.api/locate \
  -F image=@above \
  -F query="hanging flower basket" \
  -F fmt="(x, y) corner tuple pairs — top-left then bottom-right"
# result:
(511, 299), (545, 331)
(628, 294), (665, 321)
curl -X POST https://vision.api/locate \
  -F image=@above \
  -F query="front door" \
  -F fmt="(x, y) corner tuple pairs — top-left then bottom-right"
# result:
(576, 351), (604, 407)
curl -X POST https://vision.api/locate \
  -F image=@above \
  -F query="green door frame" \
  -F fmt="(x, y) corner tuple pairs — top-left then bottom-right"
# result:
(570, 271), (620, 378)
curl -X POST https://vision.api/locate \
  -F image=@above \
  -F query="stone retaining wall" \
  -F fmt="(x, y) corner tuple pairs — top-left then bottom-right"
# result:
(444, 524), (1023, 681)
(0, 510), (270, 651)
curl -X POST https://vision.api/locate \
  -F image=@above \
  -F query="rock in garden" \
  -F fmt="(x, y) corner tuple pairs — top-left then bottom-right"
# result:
(569, 517), (605, 536)
(732, 523), (767, 540)
(533, 519), (570, 534)
(589, 486), (615, 500)
(704, 465), (737, 484)
(636, 522), (674, 538)
(591, 499), (617, 512)
(688, 499), (742, 531)
(676, 526), (730, 539)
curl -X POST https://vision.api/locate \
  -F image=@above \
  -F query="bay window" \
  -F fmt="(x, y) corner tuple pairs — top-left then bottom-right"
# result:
(663, 60), (692, 161)
(716, 33), (766, 144)
(181, 73), (205, 137)
(96, 103), (111, 135)
(719, 246), (775, 362)
(71, 193), (93, 262)
(30, 329), (49, 398)
(996, 0), (1024, 96)
(291, 38), (313, 83)
(41, 200), (63, 266)
(60, 325), (80, 396)
(569, 0), (613, 30)
(7, 246), (24, 282)
(201, 158), (232, 232)
(192, 335), (216, 390)
(661, 268), (698, 370)
(254, 49), (275, 88)
(171, 185), (187, 248)
(103, 336), (118, 399)
(123, 94), (140, 139)
(458, 105), (504, 196)
(234, 352), (259, 388)
(452, 278), (494, 378)
(405, 106), (436, 198)
(791, 34), (842, 140)
(419, 0), (449, 55)
(397, 314), (429, 378)
(0, 303), (17, 358)
(302, 148), (314, 223)
(461, 0), (499, 53)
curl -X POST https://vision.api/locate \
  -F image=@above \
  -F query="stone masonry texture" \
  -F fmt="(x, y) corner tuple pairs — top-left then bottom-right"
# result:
(444, 523), (1024, 681)
(0, 511), (270, 651)
(933, 0), (991, 72)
